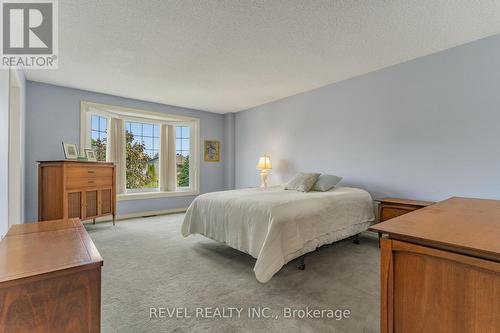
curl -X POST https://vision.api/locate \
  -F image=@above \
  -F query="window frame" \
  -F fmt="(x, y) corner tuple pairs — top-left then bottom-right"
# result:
(123, 118), (161, 193)
(89, 114), (109, 162)
(174, 123), (193, 190)
(80, 101), (200, 201)
(91, 114), (108, 142)
(124, 120), (161, 160)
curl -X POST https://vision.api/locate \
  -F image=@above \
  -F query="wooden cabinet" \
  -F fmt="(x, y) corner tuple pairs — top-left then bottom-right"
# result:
(38, 161), (116, 224)
(371, 197), (500, 333)
(377, 197), (434, 223)
(0, 219), (103, 333)
(374, 197), (433, 245)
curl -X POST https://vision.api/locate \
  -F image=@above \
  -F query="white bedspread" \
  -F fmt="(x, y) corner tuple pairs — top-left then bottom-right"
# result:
(181, 186), (375, 282)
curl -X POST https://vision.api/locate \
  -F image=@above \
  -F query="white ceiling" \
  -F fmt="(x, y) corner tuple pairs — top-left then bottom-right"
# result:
(25, 1), (500, 113)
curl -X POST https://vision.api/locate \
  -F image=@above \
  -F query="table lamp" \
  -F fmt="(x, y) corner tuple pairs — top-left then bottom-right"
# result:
(256, 155), (272, 188)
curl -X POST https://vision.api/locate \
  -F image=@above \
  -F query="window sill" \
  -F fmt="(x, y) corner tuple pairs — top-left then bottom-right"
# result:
(117, 190), (199, 201)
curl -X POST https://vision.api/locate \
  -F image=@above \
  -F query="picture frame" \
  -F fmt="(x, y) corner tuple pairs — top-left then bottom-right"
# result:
(62, 142), (79, 160)
(204, 140), (220, 162)
(85, 148), (97, 161)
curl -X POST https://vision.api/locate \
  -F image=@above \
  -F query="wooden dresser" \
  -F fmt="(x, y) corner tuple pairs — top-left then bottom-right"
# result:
(38, 161), (116, 225)
(0, 219), (103, 333)
(378, 197), (434, 223)
(370, 197), (500, 333)
(375, 198), (434, 244)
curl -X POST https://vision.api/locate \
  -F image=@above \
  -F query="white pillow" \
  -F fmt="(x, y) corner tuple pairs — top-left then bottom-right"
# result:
(284, 173), (321, 192)
(312, 174), (343, 192)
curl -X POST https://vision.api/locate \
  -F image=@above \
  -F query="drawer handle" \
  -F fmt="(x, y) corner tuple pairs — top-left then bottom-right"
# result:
(88, 180), (95, 184)
(88, 170), (95, 174)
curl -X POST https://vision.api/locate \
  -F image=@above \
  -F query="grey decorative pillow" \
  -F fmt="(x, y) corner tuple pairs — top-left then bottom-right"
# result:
(312, 174), (343, 192)
(285, 173), (321, 192)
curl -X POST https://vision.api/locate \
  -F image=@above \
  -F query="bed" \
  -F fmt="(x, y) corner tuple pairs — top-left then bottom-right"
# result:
(181, 186), (375, 283)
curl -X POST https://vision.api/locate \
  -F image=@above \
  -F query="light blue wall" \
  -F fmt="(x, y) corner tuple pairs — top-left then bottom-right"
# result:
(224, 113), (235, 189)
(25, 82), (226, 221)
(235, 34), (500, 202)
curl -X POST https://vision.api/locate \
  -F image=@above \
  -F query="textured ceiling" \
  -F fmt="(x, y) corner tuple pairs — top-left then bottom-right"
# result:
(25, 1), (500, 113)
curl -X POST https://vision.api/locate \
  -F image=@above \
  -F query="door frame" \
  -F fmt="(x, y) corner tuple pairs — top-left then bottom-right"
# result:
(8, 69), (23, 227)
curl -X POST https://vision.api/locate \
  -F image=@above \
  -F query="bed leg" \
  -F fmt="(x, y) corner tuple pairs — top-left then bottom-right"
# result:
(353, 233), (360, 245)
(297, 255), (306, 270)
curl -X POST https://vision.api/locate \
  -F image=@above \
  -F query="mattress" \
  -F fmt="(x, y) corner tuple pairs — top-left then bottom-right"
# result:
(181, 186), (375, 282)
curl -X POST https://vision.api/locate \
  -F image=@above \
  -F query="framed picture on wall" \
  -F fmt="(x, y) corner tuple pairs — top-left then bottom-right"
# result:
(204, 140), (220, 162)
(62, 142), (79, 160)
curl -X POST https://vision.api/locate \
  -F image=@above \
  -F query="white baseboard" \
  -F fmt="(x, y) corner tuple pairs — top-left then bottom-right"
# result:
(82, 207), (187, 224)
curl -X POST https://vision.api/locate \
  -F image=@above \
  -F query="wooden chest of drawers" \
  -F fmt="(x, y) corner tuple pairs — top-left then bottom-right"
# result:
(0, 219), (103, 333)
(378, 197), (434, 223)
(38, 161), (116, 224)
(370, 197), (500, 332)
(374, 198), (434, 246)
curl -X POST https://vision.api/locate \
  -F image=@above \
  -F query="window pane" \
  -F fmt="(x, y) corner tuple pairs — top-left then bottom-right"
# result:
(146, 156), (159, 189)
(130, 122), (142, 134)
(176, 126), (181, 137)
(91, 115), (99, 130)
(125, 121), (159, 192)
(153, 125), (160, 137)
(176, 152), (189, 187)
(99, 117), (107, 132)
(132, 136), (141, 146)
(176, 139), (182, 149)
(181, 139), (189, 151)
(90, 115), (107, 161)
(153, 137), (160, 150)
(143, 136), (153, 149)
(181, 126), (190, 138)
(143, 123), (153, 137)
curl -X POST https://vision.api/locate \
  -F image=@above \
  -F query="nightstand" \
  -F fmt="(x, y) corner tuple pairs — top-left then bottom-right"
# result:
(375, 197), (434, 245)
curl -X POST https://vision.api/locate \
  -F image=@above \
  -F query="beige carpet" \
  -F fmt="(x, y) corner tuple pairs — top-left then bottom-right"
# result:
(85, 214), (380, 333)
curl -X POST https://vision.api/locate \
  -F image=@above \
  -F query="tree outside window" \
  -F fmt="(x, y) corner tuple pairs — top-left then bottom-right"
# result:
(125, 121), (160, 190)
(91, 115), (107, 161)
(176, 126), (190, 187)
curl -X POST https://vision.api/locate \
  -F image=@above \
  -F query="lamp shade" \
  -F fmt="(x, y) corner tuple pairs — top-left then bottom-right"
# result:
(256, 155), (272, 170)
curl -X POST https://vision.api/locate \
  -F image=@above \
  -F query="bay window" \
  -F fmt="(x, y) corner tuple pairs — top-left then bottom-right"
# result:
(80, 101), (200, 200)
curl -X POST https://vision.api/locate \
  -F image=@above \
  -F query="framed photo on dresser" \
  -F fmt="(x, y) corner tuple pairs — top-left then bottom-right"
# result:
(85, 149), (97, 161)
(62, 142), (79, 160)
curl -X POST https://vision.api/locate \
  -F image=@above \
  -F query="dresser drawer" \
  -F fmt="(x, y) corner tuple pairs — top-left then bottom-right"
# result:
(66, 177), (112, 189)
(380, 205), (417, 222)
(67, 166), (113, 179)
